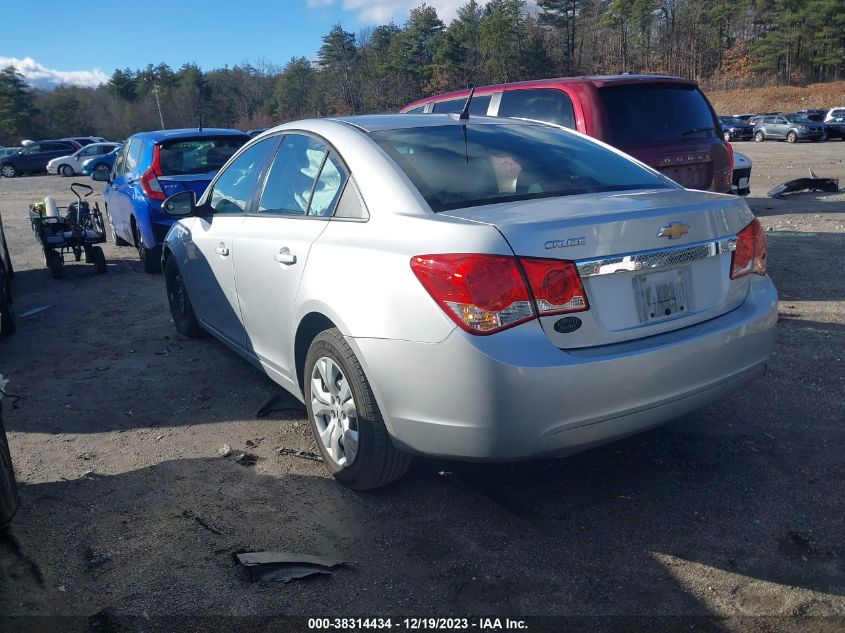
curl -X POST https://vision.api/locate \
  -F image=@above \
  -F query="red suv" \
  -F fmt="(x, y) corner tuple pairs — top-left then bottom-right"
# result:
(401, 75), (732, 194)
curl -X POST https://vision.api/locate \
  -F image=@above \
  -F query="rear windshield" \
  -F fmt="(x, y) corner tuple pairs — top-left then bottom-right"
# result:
(369, 123), (669, 212)
(158, 136), (249, 176)
(599, 84), (719, 147)
(785, 116), (811, 123)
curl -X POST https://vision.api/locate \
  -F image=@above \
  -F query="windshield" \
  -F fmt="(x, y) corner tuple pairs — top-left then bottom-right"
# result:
(369, 123), (670, 212)
(599, 84), (719, 146)
(158, 136), (249, 176)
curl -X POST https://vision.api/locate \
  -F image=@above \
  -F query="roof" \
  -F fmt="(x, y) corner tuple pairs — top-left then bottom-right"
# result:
(329, 113), (526, 133)
(127, 128), (250, 142)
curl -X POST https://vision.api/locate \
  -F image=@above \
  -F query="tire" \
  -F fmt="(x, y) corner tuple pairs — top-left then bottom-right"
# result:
(0, 268), (14, 337)
(754, 131), (765, 143)
(723, 131), (731, 143)
(0, 164), (17, 178)
(90, 246), (107, 274)
(304, 328), (411, 490)
(135, 227), (161, 274)
(106, 207), (130, 246)
(0, 405), (19, 531)
(164, 256), (203, 338)
(60, 164), (74, 177)
(787, 131), (797, 143)
(93, 163), (108, 174)
(45, 250), (63, 279)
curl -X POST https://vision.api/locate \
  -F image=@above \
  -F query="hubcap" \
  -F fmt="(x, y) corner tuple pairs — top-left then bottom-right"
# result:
(1, 166), (13, 177)
(310, 357), (359, 467)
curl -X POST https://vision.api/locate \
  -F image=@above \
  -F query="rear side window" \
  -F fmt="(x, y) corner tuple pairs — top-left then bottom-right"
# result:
(370, 123), (669, 212)
(498, 89), (576, 129)
(406, 105), (426, 114)
(158, 136), (248, 176)
(125, 140), (144, 172)
(432, 95), (491, 115)
(598, 84), (719, 147)
(258, 134), (328, 215)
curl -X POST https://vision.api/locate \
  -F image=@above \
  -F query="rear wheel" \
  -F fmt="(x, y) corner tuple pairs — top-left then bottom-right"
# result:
(90, 246), (107, 274)
(787, 131), (798, 143)
(0, 405), (19, 530)
(0, 164), (17, 178)
(304, 328), (411, 490)
(60, 164), (74, 177)
(135, 227), (161, 274)
(45, 250), (63, 279)
(165, 256), (203, 338)
(754, 131), (765, 142)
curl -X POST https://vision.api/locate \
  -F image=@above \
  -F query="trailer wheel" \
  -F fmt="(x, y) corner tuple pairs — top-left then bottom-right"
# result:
(46, 250), (63, 279)
(90, 246), (107, 274)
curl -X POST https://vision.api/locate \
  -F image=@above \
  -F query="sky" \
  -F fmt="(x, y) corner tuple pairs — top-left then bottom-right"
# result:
(1, 0), (471, 89)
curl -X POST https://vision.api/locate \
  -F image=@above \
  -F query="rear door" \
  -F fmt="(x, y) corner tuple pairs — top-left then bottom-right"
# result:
(771, 116), (789, 138)
(107, 140), (144, 242)
(186, 135), (278, 348)
(233, 133), (344, 380)
(596, 83), (730, 193)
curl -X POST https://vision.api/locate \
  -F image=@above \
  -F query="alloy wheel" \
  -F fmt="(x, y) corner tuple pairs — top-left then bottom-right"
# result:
(310, 357), (359, 467)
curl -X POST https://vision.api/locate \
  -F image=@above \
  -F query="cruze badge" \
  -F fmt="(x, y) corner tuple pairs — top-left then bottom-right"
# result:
(545, 236), (586, 249)
(657, 222), (691, 239)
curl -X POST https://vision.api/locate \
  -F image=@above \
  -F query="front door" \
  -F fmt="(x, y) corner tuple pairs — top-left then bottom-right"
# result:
(233, 134), (348, 381)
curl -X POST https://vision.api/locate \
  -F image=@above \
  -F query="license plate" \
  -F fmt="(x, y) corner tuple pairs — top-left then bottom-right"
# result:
(739, 177), (749, 189)
(633, 268), (691, 323)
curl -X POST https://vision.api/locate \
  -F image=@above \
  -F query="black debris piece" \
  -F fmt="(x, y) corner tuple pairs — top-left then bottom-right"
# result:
(235, 551), (346, 583)
(277, 447), (323, 462)
(767, 177), (839, 199)
(234, 452), (258, 467)
(255, 392), (306, 418)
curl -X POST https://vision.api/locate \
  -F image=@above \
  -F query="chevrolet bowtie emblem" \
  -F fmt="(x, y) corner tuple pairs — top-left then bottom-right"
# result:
(657, 222), (691, 239)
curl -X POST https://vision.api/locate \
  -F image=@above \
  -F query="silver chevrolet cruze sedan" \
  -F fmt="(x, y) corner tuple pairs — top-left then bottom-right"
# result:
(160, 114), (777, 489)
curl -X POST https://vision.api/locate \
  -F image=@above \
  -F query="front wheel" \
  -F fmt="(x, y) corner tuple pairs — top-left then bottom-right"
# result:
(304, 328), (411, 490)
(0, 164), (17, 178)
(60, 164), (74, 177)
(754, 131), (765, 143)
(165, 256), (203, 338)
(787, 131), (798, 143)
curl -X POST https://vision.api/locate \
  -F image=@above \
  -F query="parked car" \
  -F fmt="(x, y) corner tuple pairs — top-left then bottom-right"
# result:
(732, 151), (752, 196)
(403, 75), (733, 194)
(0, 211), (13, 336)
(159, 114), (777, 489)
(753, 115), (824, 143)
(823, 115), (845, 140)
(823, 107), (845, 122)
(0, 140), (81, 177)
(719, 116), (754, 142)
(63, 136), (108, 147)
(81, 146), (121, 175)
(47, 142), (121, 177)
(92, 128), (249, 272)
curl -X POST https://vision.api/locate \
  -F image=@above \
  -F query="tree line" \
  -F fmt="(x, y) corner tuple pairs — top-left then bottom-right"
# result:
(1, 0), (844, 146)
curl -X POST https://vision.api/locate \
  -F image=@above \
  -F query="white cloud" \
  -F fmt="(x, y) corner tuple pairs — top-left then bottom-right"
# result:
(0, 56), (108, 90)
(308, 0), (471, 24)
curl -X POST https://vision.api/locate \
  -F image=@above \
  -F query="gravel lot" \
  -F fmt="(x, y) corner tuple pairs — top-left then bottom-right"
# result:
(0, 141), (843, 632)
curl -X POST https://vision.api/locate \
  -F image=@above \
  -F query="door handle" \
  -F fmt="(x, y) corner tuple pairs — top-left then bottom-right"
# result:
(273, 247), (297, 265)
(215, 242), (230, 256)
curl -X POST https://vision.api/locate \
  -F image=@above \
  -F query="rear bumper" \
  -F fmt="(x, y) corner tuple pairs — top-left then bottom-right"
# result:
(351, 276), (777, 461)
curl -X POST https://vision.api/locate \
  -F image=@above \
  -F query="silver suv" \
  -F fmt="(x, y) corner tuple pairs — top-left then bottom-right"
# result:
(754, 115), (824, 143)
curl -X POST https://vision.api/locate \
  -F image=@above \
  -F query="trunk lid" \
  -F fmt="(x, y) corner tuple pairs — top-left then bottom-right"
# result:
(156, 173), (214, 199)
(443, 188), (756, 349)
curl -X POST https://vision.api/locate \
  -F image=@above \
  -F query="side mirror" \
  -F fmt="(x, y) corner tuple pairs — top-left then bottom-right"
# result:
(91, 169), (111, 183)
(162, 191), (196, 217)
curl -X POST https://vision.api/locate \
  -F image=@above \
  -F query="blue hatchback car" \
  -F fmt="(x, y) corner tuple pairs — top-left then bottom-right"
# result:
(93, 128), (249, 272)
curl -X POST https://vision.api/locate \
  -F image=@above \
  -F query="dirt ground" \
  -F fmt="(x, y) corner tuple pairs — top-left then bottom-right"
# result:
(708, 80), (845, 115)
(0, 140), (843, 632)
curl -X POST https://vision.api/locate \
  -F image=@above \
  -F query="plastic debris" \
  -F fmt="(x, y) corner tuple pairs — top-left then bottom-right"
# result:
(255, 392), (306, 418)
(18, 305), (53, 318)
(234, 551), (346, 583)
(768, 173), (839, 199)
(277, 447), (322, 462)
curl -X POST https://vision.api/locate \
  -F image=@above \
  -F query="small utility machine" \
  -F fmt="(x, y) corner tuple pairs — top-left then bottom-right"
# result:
(30, 183), (108, 279)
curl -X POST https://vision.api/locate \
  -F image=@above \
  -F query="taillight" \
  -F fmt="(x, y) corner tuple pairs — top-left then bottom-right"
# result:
(730, 218), (767, 279)
(518, 257), (588, 315)
(140, 146), (165, 201)
(725, 141), (734, 172)
(410, 253), (589, 334)
(410, 254), (535, 334)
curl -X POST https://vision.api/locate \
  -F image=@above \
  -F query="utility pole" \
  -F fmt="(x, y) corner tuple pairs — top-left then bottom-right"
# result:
(153, 84), (165, 130)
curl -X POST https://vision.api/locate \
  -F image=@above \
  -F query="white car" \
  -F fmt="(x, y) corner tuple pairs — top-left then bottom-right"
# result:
(158, 114), (777, 489)
(47, 142), (120, 177)
(824, 108), (845, 122)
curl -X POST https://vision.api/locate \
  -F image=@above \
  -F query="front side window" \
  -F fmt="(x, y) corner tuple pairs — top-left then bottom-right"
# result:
(20, 144), (42, 155)
(79, 146), (99, 157)
(370, 123), (669, 212)
(258, 135), (328, 215)
(498, 88), (576, 129)
(208, 136), (277, 214)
